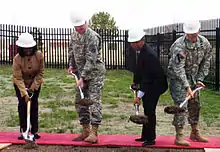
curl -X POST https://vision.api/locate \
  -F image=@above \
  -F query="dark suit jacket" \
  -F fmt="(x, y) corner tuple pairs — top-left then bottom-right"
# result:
(132, 44), (168, 95)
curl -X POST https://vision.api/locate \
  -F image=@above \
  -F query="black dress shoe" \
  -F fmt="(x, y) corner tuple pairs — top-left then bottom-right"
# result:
(34, 134), (41, 139)
(18, 134), (24, 140)
(142, 140), (156, 146)
(135, 138), (145, 142)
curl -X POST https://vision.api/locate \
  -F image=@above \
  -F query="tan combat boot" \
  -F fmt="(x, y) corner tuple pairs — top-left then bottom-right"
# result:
(174, 126), (190, 146)
(72, 124), (90, 141)
(190, 124), (208, 142)
(84, 124), (98, 143)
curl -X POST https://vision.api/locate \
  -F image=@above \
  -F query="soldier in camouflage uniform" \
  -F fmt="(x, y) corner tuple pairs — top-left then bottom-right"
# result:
(67, 11), (106, 143)
(167, 20), (212, 146)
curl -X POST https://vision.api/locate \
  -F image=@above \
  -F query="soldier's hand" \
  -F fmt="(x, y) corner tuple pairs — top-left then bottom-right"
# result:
(186, 87), (194, 98)
(68, 66), (74, 74)
(134, 97), (141, 105)
(24, 94), (31, 103)
(76, 78), (84, 88)
(196, 81), (205, 88)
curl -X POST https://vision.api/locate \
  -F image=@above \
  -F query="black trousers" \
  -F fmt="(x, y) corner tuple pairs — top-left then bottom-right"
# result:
(140, 88), (160, 142)
(14, 84), (40, 134)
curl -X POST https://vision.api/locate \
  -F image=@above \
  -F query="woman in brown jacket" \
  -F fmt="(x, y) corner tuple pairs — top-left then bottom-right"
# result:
(12, 32), (44, 140)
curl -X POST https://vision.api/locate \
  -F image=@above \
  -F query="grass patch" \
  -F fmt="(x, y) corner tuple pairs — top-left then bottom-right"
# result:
(6, 111), (19, 127)
(39, 109), (78, 129)
(119, 114), (128, 120)
(200, 89), (220, 126)
(102, 113), (116, 119)
(40, 84), (65, 98)
(41, 100), (74, 109)
(102, 70), (133, 104)
(0, 66), (15, 97)
(106, 104), (119, 109)
(158, 90), (172, 105)
(0, 65), (13, 75)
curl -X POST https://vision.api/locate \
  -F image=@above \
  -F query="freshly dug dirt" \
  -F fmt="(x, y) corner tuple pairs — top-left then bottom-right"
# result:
(1, 145), (205, 152)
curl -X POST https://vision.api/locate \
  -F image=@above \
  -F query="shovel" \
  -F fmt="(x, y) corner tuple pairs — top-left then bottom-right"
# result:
(129, 87), (148, 125)
(164, 86), (204, 114)
(22, 90), (38, 149)
(129, 104), (148, 125)
(71, 72), (93, 106)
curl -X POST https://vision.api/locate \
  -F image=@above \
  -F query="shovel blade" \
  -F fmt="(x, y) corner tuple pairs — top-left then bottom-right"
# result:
(164, 106), (186, 114)
(129, 115), (148, 125)
(79, 98), (93, 106)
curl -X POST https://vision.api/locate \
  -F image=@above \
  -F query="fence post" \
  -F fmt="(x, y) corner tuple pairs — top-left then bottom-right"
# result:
(156, 33), (160, 59)
(215, 27), (220, 91)
(124, 30), (128, 69)
(172, 30), (176, 43)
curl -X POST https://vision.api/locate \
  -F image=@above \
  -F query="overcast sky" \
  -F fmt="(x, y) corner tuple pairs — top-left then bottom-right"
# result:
(0, 0), (219, 29)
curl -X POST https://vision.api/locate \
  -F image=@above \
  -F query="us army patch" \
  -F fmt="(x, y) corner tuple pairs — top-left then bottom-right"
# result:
(176, 51), (185, 63)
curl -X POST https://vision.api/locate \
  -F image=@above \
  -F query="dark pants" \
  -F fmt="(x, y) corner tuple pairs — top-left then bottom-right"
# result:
(141, 88), (160, 142)
(14, 84), (40, 134)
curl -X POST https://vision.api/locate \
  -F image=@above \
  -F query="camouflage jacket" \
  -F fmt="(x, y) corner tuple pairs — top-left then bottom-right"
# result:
(167, 34), (212, 88)
(68, 28), (105, 80)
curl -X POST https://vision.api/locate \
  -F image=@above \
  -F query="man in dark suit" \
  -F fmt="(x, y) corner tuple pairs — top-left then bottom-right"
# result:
(127, 28), (168, 146)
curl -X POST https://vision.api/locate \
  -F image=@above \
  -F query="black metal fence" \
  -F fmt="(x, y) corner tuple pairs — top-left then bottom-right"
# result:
(0, 22), (219, 91)
(0, 24), (127, 69)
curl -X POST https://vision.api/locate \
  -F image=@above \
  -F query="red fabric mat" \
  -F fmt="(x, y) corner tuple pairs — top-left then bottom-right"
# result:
(0, 132), (220, 149)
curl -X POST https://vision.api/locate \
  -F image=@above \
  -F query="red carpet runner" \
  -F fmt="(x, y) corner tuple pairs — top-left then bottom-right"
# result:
(0, 132), (220, 149)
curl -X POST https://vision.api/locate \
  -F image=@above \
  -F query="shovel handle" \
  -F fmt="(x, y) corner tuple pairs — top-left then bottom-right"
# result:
(71, 72), (84, 99)
(78, 87), (84, 99)
(71, 72), (79, 82)
(134, 104), (139, 115)
(26, 100), (31, 133)
(27, 100), (31, 116)
(179, 86), (203, 108)
(22, 100), (31, 140)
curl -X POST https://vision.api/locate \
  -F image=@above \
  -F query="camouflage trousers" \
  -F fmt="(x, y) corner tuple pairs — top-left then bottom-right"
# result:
(75, 75), (105, 125)
(169, 80), (201, 128)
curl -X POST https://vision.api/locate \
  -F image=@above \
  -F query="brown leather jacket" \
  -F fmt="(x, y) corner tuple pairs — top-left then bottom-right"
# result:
(12, 51), (44, 97)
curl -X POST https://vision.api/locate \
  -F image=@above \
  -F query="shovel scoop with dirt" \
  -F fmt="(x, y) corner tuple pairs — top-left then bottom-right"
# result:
(129, 104), (148, 125)
(71, 72), (93, 106)
(129, 86), (148, 125)
(164, 86), (203, 114)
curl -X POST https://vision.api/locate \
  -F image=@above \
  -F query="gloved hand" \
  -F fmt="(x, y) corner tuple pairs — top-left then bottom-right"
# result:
(24, 94), (31, 103)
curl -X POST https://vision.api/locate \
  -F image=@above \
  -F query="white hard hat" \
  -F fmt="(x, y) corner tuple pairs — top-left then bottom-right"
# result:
(16, 32), (36, 48)
(70, 11), (87, 27)
(183, 20), (201, 34)
(128, 28), (145, 42)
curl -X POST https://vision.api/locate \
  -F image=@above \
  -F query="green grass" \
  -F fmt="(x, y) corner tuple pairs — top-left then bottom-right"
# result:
(41, 100), (74, 109)
(1, 65), (220, 130)
(6, 110), (19, 127)
(200, 89), (220, 126)
(39, 109), (78, 128)
(0, 66), (15, 97)
(102, 70), (133, 103)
